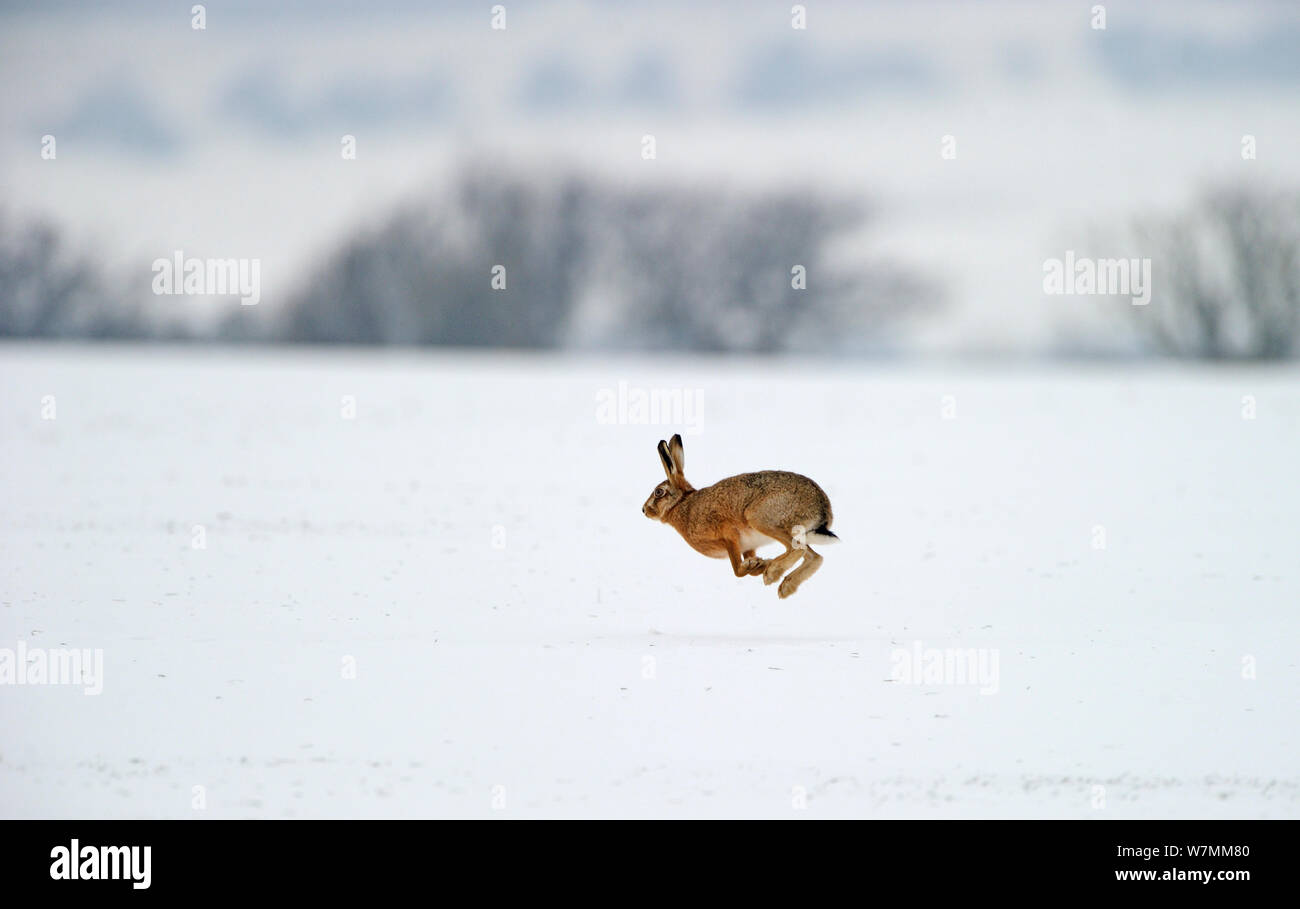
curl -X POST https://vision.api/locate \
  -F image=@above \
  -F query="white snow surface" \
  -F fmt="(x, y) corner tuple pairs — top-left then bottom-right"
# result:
(1, 345), (1297, 818)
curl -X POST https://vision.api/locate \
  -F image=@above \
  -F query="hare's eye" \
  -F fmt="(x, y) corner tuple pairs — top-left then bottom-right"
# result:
(655, 488), (665, 498)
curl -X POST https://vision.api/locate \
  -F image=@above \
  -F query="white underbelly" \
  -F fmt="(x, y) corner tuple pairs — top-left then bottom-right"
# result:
(738, 529), (779, 552)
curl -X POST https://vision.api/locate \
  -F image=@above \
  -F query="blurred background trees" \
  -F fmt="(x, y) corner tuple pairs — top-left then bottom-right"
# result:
(1, 170), (940, 355)
(6, 177), (1300, 361)
(0, 211), (143, 339)
(1124, 185), (1300, 359)
(276, 168), (939, 354)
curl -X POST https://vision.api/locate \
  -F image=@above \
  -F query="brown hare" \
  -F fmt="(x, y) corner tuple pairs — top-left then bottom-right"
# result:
(642, 434), (837, 598)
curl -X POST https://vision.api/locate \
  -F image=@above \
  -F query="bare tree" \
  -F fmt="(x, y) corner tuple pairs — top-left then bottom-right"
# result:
(0, 211), (148, 339)
(278, 167), (941, 353)
(1, 172), (943, 352)
(1126, 185), (1300, 359)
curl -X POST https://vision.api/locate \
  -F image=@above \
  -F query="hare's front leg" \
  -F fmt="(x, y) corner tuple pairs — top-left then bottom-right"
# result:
(725, 539), (767, 578)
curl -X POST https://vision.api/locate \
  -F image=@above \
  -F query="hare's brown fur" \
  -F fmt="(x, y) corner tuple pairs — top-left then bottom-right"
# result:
(642, 434), (836, 598)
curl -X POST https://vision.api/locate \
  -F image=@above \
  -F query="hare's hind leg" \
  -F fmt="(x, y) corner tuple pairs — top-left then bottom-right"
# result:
(762, 548), (803, 586)
(743, 522), (800, 587)
(747, 523), (801, 586)
(778, 546), (823, 599)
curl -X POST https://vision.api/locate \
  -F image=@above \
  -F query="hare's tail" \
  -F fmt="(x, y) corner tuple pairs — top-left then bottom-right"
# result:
(806, 523), (840, 545)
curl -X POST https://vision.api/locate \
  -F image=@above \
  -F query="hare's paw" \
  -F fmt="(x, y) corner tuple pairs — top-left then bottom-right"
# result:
(741, 557), (767, 577)
(763, 562), (786, 585)
(777, 577), (801, 599)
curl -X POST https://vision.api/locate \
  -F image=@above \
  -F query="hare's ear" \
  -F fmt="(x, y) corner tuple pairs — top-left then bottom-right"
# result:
(657, 439), (676, 481)
(668, 434), (685, 476)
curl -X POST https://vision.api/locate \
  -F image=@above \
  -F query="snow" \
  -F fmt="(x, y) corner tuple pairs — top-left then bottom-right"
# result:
(2, 344), (1297, 818)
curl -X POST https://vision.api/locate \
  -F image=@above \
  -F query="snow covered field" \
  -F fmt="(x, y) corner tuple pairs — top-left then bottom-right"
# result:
(1, 344), (1297, 818)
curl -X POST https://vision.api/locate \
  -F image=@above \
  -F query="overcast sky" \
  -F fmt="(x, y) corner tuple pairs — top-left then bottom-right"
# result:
(4, 0), (1299, 351)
